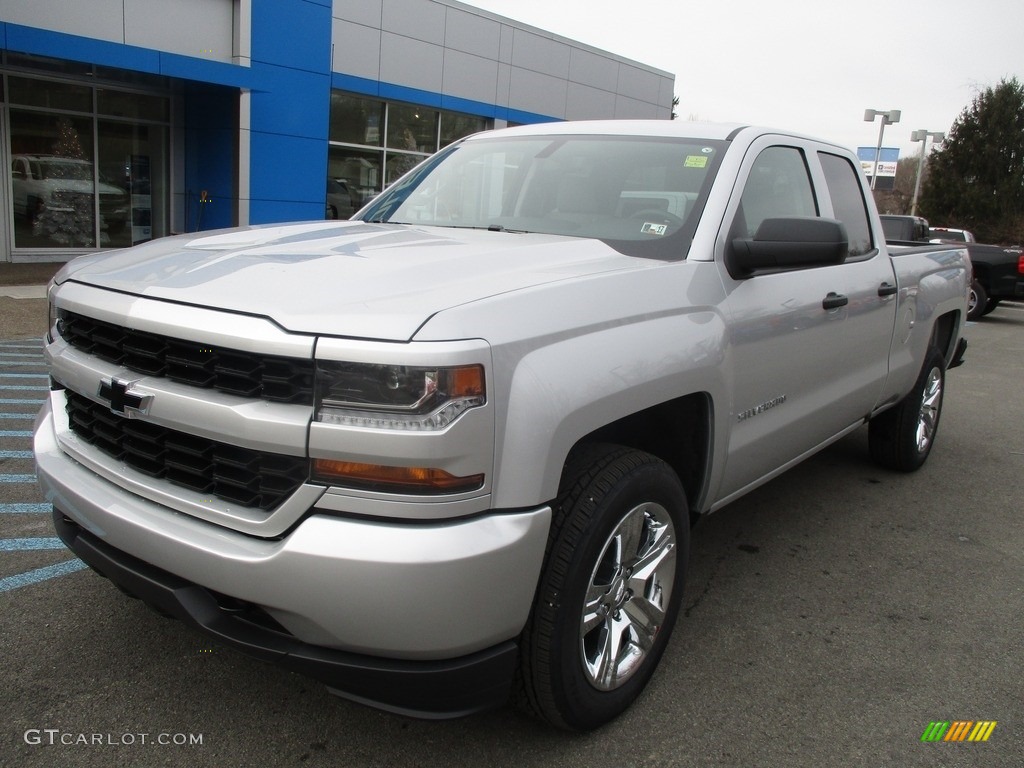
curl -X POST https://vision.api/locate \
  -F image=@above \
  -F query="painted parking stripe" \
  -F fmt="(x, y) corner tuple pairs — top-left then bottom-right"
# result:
(0, 450), (34, 458)
(0, 413), (36, 420)
(0, 474), (38, 483)
(0, 537), (64, 551)
(0, 398), (43, 404)
(0, 502), (51, 513)
(1, 361), (48, 367)
(0, 559), (87, 593)
(0, 431), (33, 438)
(0, 385), (49, 391)
(0, 373), (48, 379)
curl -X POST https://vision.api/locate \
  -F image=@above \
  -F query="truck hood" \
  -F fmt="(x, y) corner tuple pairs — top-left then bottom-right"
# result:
(57, 221), (646, 340)
(40, 179), (126, 197)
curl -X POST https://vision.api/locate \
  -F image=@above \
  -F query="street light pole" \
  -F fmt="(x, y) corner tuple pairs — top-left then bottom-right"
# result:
(910, 129), (945, 216)
(864, 108), (901, 190)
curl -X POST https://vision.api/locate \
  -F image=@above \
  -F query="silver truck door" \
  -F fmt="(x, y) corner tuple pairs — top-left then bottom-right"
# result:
(714, 141), (897, 503)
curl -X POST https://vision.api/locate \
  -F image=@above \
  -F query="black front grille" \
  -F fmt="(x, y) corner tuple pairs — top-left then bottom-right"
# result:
(58, 311), (314, 404)
(66, 390), (308, 511)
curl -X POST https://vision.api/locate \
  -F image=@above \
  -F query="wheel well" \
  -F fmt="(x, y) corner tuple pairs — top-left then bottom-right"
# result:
(571, 393), (710, 520)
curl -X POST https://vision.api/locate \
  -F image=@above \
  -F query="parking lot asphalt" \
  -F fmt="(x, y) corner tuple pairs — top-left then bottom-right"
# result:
(2, 296), (1022, 768)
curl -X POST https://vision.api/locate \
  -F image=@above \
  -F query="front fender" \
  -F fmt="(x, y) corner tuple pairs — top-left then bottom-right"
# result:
(491, 308), (728, 508)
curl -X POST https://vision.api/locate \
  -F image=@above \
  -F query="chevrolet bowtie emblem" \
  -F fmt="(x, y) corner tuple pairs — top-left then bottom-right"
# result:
(98, 378), (153, 418)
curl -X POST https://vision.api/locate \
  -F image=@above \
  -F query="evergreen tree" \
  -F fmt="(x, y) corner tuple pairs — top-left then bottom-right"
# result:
(920, 78), (1024, 244)
(33, 117), (96, 247)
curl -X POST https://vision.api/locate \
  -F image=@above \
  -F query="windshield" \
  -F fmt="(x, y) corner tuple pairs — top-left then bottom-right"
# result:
(34, 159), (94, 181)
(928, 228), (968, 242)
(356, 134), (727, 260)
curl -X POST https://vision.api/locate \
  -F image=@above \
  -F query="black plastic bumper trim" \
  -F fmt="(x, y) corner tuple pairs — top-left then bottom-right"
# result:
(52, 509), (517, 719)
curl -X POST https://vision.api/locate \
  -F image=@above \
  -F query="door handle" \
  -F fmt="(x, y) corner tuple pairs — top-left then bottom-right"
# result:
(822, 292), (848, 310)
(878, 282), (898, 297)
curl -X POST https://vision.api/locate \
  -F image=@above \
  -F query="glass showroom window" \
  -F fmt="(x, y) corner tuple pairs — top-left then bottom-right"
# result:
(5, 71), (169, 251)
(327, 91), (489, 218)
(440, 112), (487, 148)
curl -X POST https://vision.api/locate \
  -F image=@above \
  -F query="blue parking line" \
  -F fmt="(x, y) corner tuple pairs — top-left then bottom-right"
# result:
(0, 353), (43, 359)
(0, 474), (38, 483)
(0, 431), (33, 438)
(1, 361), (48, 367)
(0, 537), (64, 551)
(0, 451), (34, 459)
(0, 385), (49, 391)
(0, 373), (48, 379)
(0, 398), (43, 404)
(0, 502), (51, 513)
(0, 559), (87, 593)
(0, 413), (36, 420)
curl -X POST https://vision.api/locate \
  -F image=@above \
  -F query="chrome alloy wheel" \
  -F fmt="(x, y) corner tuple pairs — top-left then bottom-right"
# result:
(580, 501), (677, 691)
(916, 365), (943, 454)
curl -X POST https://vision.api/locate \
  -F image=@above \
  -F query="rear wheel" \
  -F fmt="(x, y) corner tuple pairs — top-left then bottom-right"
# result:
(981, 297), (1001, 316)
(516, 445), (689, 730)
(967, 280), (988, 320)
(869, 346), (945, 472)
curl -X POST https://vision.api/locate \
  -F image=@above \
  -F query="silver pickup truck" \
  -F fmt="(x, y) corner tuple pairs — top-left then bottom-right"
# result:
(35, 120), (969, 730)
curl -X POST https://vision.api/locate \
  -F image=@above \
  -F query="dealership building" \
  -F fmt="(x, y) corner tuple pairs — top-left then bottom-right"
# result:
(0, 0), (674, 263)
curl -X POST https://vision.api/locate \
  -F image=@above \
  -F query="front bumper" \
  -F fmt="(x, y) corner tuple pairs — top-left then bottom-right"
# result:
(34, 399), (551, 717)
(51, 510), (517, 717)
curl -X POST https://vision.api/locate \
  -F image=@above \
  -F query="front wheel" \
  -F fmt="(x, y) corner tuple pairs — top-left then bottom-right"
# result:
(869, 346), (946, 472)
(516, 445), (689, 731)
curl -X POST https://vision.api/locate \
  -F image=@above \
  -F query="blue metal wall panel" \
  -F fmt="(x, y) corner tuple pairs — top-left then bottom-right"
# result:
(251, 0), (331, 72)
(248, 133), (326, 205)
(183, 83), (236, 232)
(246, 0), (332, 224)
(248, 198), (324, 224)
(247, 66), (331, 140)
(1, 23), (255, 88)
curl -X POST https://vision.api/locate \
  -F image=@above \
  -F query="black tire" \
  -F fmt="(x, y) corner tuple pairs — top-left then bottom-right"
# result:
(981, 297), (1001, 316)
(869, 346), (946, 472)
(515, 444), (689, 731)
(967, 280), (988, 321)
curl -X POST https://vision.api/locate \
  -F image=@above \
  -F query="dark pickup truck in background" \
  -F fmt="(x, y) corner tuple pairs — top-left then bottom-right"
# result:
(964, 243), (1024, 319)
(880, 215), (1023, 319)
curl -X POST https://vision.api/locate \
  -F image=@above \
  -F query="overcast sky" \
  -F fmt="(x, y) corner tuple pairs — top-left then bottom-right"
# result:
(467, 0), (1022, 158)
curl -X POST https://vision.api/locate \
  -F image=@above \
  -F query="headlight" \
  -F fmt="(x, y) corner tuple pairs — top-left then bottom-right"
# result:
(315, 361), (485, 430)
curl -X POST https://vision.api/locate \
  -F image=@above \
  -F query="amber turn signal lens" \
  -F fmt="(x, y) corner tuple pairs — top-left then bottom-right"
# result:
(313, 459), (484, 494)
(448, 365), (484, 398)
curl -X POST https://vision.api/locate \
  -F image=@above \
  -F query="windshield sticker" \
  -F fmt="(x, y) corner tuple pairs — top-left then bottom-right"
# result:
(640, 222), (668, 236)
(684, 155), (708, 168)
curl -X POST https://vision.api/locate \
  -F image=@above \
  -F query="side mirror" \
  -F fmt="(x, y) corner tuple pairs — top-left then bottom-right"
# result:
(728, 217), (848, 278)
